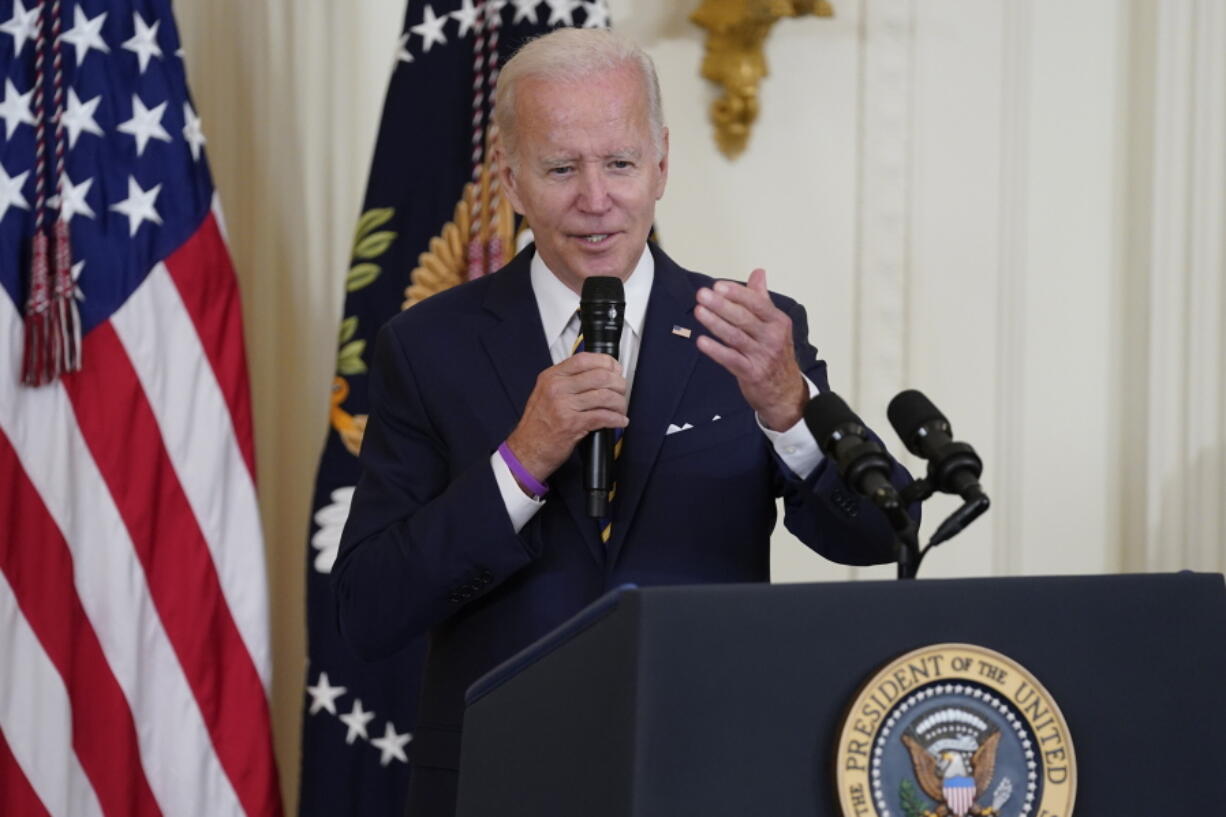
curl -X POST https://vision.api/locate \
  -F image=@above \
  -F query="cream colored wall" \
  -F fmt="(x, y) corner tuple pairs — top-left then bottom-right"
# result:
(173, 1), (1225, 812)
(174, 2), (405, 812)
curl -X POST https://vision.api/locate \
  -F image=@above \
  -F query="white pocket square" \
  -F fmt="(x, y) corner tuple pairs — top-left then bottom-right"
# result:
(665, 422), (695, 436)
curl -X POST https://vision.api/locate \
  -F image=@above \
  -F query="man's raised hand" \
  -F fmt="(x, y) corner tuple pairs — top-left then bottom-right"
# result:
(694, 268), (807, 432)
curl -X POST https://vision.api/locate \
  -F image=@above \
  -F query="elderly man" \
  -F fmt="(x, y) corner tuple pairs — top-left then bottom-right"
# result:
(334, 27), (907, 817)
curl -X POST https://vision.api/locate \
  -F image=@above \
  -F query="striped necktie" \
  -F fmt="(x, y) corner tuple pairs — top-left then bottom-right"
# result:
(572, 317), (623, 545)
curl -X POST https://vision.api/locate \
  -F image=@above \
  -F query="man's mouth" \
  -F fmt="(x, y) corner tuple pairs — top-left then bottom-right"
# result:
(574, 232), (616, 246)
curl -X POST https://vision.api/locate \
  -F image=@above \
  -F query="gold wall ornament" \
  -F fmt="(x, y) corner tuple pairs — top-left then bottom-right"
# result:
(403, 134), (519, 310)
(691, 0), (834, 158)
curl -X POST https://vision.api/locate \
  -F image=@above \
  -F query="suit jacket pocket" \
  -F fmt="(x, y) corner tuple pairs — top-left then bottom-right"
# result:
(656, 408), (757, 462)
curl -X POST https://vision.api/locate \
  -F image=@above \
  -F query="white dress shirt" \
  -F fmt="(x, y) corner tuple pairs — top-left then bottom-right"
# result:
(491, 247), (823, 532)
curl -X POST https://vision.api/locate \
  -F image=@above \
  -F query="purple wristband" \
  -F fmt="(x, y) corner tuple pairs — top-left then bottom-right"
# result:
(498, 442), (549, 498)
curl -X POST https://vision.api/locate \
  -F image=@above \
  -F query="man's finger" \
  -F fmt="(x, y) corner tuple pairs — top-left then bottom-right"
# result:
(747, 267), (768, 294)
(713, 277), (778, 323)
(568, 367), (627, 395)
(571, 388), (629, 414)
(578, 409), (630, 431)
(557, 351), (622, 375)
(695, 302), (758, 354)
(695, 333), (751, 378)
(697, 286), (768, 341)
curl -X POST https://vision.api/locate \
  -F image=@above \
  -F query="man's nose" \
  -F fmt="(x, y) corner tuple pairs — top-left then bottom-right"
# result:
(576, 166), (611, 213)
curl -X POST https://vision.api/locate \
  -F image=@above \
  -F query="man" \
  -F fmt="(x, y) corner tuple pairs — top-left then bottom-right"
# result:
(334, 28), (908, 816)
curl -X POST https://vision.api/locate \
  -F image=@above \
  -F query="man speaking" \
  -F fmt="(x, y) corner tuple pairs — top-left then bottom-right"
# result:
(333, 27), (908, 816)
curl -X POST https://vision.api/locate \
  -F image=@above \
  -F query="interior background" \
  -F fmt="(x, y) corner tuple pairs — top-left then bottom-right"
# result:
(172, 1), (1226, 811)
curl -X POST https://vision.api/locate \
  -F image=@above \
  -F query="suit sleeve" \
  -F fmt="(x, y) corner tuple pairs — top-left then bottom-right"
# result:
(773, 299), (916, 566)
(331, 323), (540, 660)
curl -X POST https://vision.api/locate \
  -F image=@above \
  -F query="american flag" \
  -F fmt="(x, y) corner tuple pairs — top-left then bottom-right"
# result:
(0, 2), (282, 817)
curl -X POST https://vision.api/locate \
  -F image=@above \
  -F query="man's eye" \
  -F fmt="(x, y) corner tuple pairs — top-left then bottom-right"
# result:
(610, 160), (633, 170)
(548, 166), (573, 176)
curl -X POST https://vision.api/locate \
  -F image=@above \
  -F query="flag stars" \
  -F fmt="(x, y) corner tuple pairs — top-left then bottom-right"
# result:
(581, 0), (610, 28)
(511, 0), (541, 24)
(0, 78), (34, 140)
(339, 699), (375, 745)
(394, 32), (413, 68)
(0, 161), (30, 222)
(60, 89), (105, 148)
(183, 102), (206, 161)
(70, 259), (85, 301)
(411, 4), (448, 53)
(53, 174), (96, 223)
(370, 721), (411, 766)
(305, 671), (347, 716)
(60, 7), (110, 67)
(0, 0), (40, 56)
(545, 0), (580, 26)
(451, 0), (481, 38)
(117, 94), (171, 156)
(109, 175), (162, 237)
(122, 13), (164, 74)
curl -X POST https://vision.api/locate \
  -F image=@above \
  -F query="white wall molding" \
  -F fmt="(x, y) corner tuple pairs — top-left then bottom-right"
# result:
(853, 0), (914, 411)
(849, 0), (914, 580)
(991, 0), (1031, 576)
(1141, 0), (1226, 572)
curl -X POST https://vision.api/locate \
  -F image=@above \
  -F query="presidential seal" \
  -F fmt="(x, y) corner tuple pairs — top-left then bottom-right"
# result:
(835, 644), (1075, 817)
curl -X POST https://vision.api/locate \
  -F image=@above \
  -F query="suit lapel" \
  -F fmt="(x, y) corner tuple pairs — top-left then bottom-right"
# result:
(479, 248), (605, 566)
(606, 247), (700, 566)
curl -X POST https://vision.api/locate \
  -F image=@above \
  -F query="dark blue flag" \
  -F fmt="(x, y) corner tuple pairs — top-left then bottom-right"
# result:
(299, 2), (610, 815)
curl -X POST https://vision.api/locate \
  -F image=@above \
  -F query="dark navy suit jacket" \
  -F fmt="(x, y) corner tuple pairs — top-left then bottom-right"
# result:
(333, 243), (906, 816)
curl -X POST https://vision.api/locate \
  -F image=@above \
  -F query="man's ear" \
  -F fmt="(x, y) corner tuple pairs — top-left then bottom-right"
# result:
(497, 147), (526, 215)
(655, 126), (670, 200)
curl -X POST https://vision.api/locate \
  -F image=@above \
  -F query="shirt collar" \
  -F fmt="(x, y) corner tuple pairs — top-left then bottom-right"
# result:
(529, 245), (654, 344)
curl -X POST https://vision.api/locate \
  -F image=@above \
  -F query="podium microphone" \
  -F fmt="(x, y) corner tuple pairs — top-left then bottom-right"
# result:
(803, 391), (900, 510)
(887, 389), (989, 547)
(579, 276), (625, 517)
(886, 390), (984, 501)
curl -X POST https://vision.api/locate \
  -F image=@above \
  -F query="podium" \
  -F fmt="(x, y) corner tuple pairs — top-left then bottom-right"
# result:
(456, 573), (1226, 816)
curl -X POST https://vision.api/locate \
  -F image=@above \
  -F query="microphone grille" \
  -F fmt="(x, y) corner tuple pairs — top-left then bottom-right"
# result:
(803, 391), (862, 451)
(580, 276), (625, 303)
(887, 389), (946, 443)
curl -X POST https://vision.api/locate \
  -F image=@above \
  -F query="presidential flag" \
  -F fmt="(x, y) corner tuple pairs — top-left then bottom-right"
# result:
(0, 2), (281, 817)
(300, 1), (609, 814)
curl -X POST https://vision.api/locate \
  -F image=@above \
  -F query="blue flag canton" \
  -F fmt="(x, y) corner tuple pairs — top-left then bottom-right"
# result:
(0, 0), (215, 333)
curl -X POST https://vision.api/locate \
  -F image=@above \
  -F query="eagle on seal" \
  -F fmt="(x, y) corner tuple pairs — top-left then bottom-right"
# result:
(901, 730), (1001, 817)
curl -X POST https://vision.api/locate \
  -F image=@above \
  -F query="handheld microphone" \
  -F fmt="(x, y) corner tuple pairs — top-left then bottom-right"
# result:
(579, 276), (625, 517)
(886, 390), (984, 501)
(803, 391), (900, 510)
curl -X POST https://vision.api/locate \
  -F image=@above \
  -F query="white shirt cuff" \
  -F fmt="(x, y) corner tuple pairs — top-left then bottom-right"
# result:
(490, 450), (545, 533)
(757, 376), (823, 480)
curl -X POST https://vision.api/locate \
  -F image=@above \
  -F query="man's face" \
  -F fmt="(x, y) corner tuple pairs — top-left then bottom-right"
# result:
(500, 65), (669, 293)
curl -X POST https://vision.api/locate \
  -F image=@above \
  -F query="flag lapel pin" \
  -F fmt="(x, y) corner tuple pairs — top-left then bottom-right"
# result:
(671, 325), (692, 338)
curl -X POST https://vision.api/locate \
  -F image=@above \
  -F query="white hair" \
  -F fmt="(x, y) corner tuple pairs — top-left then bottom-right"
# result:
(493, 27), (665, 165)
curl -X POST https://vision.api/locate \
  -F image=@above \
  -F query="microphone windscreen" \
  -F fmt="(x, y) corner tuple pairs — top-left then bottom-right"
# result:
(803, 391), (860, 452)
(887, 389), (946, 444)
(580, 276), (624, 303)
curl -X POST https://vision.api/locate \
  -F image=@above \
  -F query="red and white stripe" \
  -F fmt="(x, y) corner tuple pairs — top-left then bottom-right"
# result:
(0, 210), (282, 817)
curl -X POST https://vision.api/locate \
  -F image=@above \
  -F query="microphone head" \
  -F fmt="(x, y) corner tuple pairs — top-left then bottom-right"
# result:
(887, 389), (949, 456)
(803, 391), (865, 454)
(580, 276), (625, 304)
(579, 276), (625, 358)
